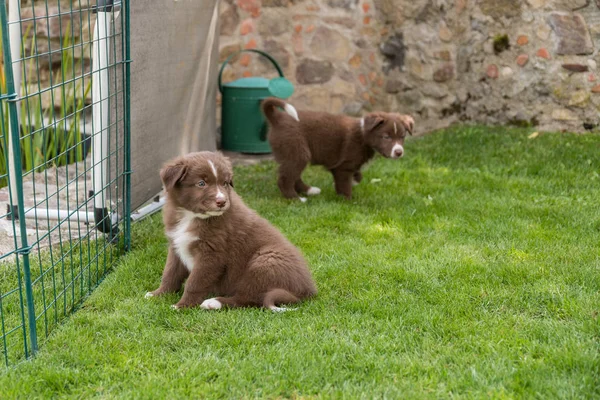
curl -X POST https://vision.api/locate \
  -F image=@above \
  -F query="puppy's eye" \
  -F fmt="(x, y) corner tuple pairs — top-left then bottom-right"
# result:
(382, 134), (391, 140)
(223, 181), (229, 187)
(196, 180), (206, 187)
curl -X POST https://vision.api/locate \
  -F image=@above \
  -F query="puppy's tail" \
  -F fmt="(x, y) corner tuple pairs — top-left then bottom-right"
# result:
(262, 288), (300, 312)
(261, 97), (300, 125)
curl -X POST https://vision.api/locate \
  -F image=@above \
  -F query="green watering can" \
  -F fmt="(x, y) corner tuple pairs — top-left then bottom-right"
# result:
(219, 49), (295, 154)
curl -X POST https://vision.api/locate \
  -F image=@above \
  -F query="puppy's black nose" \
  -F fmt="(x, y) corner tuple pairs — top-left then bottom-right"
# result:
(216, 199), (227, 208)
(394, 149), (403, 158)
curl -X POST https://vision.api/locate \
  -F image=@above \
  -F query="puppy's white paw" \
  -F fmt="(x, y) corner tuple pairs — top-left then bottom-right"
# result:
(269, 306), (297, 313)
(200, 298), (222, 310)
(299, 197), (307, 203)
(145, 292), (154, 299)
(352, 180), (360, 187)
(307, 187), (321, 196)
(171, 304), (180, 310)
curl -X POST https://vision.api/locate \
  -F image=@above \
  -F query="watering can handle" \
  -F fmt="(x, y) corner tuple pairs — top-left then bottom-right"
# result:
(218, 49), (285, 94)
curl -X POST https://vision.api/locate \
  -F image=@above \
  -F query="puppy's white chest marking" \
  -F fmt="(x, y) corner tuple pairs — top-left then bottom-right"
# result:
(168, 209), (207, 272)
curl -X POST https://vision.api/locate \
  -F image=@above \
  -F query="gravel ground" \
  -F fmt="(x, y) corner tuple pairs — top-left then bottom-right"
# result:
(0, 159), (96, 262)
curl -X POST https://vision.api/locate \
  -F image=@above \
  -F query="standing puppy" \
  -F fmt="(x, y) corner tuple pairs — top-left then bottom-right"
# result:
(262, 97), (415, 200)
(146, 151), (317, 311)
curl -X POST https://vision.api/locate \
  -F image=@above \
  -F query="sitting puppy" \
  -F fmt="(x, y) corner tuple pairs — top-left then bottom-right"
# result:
(262, 97), (414, 200)
(146, 151), (317, 311)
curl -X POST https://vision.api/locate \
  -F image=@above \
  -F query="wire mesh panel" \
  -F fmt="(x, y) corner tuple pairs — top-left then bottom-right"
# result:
(0, 0), (130, 368)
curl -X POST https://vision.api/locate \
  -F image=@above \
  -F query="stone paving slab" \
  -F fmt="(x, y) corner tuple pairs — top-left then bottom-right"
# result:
(0, 159), (97, 263)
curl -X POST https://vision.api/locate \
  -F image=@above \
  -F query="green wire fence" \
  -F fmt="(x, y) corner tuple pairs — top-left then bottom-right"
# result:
(0, 0), (130, 368)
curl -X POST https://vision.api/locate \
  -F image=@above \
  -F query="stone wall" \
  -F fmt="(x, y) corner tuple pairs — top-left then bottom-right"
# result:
(218, 0), (600, 133)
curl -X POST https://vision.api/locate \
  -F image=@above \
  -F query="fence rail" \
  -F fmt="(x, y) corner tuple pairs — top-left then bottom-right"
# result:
(0, 0), (130, 368)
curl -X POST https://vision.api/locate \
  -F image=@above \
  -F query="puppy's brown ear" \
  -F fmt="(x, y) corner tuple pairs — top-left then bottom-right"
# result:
(215, 152), (234, 187)
(399, 115), (415, 136)
(363, 114), (385, 133)
(223, 155), (234, 174)
(160, 162), (187, 191)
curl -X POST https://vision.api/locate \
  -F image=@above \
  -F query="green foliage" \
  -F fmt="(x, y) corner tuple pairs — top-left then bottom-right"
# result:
(493, 34), (510, 54)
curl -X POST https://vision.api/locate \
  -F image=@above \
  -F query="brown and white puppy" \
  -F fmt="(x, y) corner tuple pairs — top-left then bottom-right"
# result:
(262, 97), (415, 200)
(146, 151), (317, 311)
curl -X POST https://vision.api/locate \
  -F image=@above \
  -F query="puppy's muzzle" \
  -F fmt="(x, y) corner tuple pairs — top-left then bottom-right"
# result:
(216, 198), (227, 208)
(391, 143), (404, 159)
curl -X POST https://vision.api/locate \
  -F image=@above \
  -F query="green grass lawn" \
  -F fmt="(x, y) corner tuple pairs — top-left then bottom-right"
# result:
(0, 126), (599, 398)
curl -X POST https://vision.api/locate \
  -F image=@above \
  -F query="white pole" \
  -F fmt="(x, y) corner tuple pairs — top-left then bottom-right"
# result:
(91, 9), (111, 212)
(20, 3), (121, 235)
(23, 208), (95, 223)
(13, 2), (123, 236)
(130, 197), (166, 222)
(7, 0), (21, 209)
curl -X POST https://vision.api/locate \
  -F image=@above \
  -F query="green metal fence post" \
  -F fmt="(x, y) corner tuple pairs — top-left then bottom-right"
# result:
(0, 0), (38, 355)
(124, 0), (131, 251)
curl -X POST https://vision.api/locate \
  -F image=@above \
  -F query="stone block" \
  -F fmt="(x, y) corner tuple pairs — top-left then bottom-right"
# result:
(385, 79), (407, 94)
(439, 23), (453, 42)
(220, 4), (240, 35)
(516, 54), (529, 67)
(309, 27), (351, 61)
(552, 108), (577, 120)
(536, 48), (551, 59)
(237, 0), (261, 17)
(326, 0), (359, 9)
(296, 59), (334, 84)
(349, 54), (362, 68)
(433, 63), (454, 82)
(258, 9), (290, 36)
(486, 64), (499, 79)
(562, 63), (589, 72)
(219, 44), (242, 63)
(527, 0), (545, 9)
(568, 90), (590, 107)
(406, 56), (432, 80)
(536, 23), (551, 40)
(240, 19), (254, 35)
(343, 102), (363, 116)
(373, 0), (403, 24)
(501, 67), (514, 77)
(517, 35), (529, 46)
(480, 0), (521, 19)
(421, 82), (449, 98)
(259, 40), (290, 69)
(548, 13), (593, 55)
